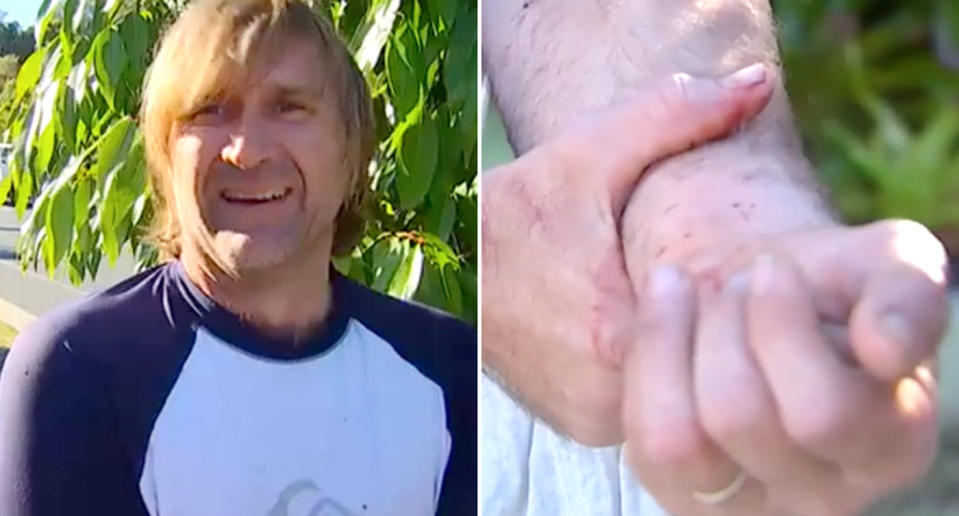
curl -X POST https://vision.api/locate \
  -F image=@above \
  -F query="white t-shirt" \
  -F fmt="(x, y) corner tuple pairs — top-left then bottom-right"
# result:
(481, 374), (670, 515)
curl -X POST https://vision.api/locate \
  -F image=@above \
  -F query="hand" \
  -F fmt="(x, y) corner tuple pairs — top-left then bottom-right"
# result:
(621, 223), (948, 515)
(482, 64), (774, 445)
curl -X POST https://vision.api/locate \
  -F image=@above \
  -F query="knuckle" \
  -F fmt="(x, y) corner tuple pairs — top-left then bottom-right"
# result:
(649, 74), (694, 116)
(701, 388), (771, 444)
(783, 398), (850, 450)
(637, 419), (712, 470)
(870, 219), (948, 280)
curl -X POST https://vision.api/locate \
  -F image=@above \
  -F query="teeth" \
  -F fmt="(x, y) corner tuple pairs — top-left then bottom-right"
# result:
(223, 189), (286, 201)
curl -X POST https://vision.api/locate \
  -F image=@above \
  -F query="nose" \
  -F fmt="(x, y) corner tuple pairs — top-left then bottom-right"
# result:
(220, 116), (276, 170)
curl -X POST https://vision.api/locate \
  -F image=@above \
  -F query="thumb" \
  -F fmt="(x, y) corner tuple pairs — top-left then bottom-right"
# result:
(846, 222), (950, 380)
(550, 62), (775, 213)
(778, 220), (950, 380)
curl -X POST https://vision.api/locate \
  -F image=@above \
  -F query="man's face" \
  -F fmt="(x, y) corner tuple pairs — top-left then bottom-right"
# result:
(170, 36), (350, 272)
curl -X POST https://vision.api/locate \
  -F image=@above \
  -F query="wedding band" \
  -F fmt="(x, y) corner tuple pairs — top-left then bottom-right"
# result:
(692, 471), (747, 505)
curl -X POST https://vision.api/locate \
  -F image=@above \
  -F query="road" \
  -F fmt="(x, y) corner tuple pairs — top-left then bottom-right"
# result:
(0, 206), (137, 319)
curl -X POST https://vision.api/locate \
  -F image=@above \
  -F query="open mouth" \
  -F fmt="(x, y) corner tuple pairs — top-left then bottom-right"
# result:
(220, 187), (292, 205)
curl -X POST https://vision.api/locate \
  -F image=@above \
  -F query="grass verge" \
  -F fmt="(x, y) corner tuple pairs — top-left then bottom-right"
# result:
(0, 319), (17, 348)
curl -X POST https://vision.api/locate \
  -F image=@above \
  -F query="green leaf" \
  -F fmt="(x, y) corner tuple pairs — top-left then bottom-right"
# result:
(16, 50), (45, 102)
(440, 263), (463, 316)
(388, 242), (423, 299)
(60, 0), (79, 60)
(45, 180), (75, 275)
(425, 195), (455, 241)
(35, 0), (60, 44)
(396, 115), (438, 209)
(385, 21), (423, 117)
(458, 265), (476, 324)
(370, 237), (405, 291)
(91, 117), (136, 181)
(68, 251), (85, 284)
(74, 177), (92, 230)
(420, 231), (459, 270)
(56, 82), (79, 153)
(350, 0), (401, 72)
(425, 0), (456, 29)
(100, 175), (120, 264)
(457, 194), (477, 252)
(93, 28), (128, 110)
(98, 133), (145, 265)
(442, 3), (475, 109)
(34, 123), (57, 176)
(119, 12), (150, 65)
(87, 246), (102, 277)
(413, 262), (446, 310)
(0, 174), (12, 207)
(331, 254), (353, 276)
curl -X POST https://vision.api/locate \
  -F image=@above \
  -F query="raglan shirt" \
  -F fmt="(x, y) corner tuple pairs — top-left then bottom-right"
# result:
(0, 262), (476, 516)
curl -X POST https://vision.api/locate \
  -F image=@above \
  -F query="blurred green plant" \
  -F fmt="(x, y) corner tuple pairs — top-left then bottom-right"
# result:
(775, 0), (959, 253)
(0, 0), (477, 322)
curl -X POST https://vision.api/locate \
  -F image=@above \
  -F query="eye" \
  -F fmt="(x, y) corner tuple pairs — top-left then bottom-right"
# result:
(276, 100), (309, 116)
(188, 102), (227, 124)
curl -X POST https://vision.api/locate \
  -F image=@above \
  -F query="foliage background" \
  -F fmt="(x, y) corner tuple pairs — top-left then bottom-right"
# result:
(0, 0), (477, 323)
(774, 0), (959, 256)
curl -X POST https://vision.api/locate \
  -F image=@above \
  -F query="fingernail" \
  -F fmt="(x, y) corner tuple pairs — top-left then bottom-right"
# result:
(751, 253), (776, 293)
(724, 271), (751, 293)
(880, 311), (913, 347)
(720, 63), (767, 89)
(648, 264), (686, 298)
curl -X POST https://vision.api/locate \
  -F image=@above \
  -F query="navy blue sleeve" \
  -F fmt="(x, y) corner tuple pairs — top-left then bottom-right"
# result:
(0, 308), (147, 516)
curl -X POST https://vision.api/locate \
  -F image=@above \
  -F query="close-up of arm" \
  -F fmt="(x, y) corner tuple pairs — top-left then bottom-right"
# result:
(481, 0), (952, 514)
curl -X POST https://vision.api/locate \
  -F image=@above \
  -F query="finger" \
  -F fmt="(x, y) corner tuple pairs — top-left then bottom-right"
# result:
(549, 63), (775, 212)
(622, 265), (765, 514)
(745, 254), (895, 465)
(694, 273), (844, 515)
(848, 229), (949, 379)
(776, 220), (949, 380)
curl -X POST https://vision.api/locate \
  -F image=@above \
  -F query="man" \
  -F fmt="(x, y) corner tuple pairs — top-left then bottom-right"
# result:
(0, 1), (476, 515)
(482, 0), (947, 514)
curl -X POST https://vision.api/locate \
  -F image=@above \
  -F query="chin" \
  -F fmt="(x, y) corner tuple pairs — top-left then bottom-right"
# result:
(213, 230), (302, 272)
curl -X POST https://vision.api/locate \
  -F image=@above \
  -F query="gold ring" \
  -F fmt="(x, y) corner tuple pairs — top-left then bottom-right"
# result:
(692, 471), (747, 505)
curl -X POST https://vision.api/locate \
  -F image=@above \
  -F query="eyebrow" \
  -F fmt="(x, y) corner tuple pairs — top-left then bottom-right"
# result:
(272, 84), (325, 100)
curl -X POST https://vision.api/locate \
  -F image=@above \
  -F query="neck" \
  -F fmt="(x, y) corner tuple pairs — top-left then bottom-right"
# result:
(180, 239), (334, 340)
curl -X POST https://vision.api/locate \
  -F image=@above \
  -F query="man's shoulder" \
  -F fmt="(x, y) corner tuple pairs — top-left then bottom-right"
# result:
(11, 264), (177, 362)
(336, 273), (476, 350)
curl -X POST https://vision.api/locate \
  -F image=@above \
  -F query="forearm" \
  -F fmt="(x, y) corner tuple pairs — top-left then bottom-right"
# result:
(484, 0), (837, 272)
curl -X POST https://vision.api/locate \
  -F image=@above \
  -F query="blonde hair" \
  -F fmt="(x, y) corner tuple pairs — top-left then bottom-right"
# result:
(140, 0), (375, 260)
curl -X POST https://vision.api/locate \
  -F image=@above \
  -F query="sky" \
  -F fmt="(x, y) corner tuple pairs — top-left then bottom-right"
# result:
(2, 0), (43, 28)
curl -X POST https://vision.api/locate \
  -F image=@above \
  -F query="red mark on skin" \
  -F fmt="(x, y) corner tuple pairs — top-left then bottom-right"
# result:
(508, 174), (548, 229)
(590, 248), (634, 366)
(732, 201), (752, 221)
(697, 269), (723, 294)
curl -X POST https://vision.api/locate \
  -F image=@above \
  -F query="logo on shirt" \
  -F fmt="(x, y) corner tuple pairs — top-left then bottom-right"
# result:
(266, 479), (357, 516)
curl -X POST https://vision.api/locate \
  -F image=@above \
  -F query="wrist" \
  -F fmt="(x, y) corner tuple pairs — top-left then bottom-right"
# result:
(620, 152), (838, 280)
